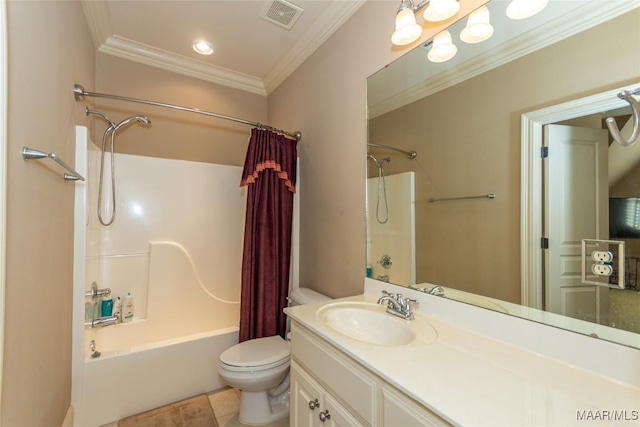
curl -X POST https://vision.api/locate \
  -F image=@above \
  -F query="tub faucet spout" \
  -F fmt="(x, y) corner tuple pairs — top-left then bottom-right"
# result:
(85, 315), (118, 328)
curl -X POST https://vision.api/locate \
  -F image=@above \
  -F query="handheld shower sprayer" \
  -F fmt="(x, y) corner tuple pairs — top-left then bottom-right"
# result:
(85, 108), (152, 226)
(113, 115), (152, 132)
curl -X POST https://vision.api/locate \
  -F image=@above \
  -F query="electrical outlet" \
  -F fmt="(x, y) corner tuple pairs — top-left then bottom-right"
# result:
(591, 250), (614, 262)
(592, 263), (613, 276)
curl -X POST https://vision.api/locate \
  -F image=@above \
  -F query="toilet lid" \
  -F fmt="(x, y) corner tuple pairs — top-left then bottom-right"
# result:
(220, 335), (290, 369)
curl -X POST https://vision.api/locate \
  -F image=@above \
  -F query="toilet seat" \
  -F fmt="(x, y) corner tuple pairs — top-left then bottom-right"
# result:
(220, 336), (290, 372)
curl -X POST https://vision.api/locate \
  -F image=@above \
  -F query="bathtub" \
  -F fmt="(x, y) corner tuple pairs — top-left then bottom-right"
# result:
(80, 326), (238, 427)
(76, 242), (240, 427)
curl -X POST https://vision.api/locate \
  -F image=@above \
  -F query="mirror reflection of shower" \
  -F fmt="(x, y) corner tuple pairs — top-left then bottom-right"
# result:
(366, 142), (418, 224)
(367, 153), (391, 224)
(86, 107), (151, 226)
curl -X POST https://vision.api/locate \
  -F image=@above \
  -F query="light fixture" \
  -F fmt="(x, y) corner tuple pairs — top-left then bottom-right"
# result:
(427, 30), (457, 63)
(423, 0), (460, 23)
(391, 0), (423, 46)
(460, 5), (493, 44)
(391, 0), (461, 46)
(192, 40), (214, 55)
(506, 0), (549, 20)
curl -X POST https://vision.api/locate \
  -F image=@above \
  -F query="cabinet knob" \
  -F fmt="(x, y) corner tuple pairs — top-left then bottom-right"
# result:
(308, 398), (319, 410)
(319, 410), (331, 422)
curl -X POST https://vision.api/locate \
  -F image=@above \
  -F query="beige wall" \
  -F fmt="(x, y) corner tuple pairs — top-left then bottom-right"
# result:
(268, 0), (486, 298)
(94, 53), (268, 166)
(368, 9), (640, 303)
(4, 1), (95, 425)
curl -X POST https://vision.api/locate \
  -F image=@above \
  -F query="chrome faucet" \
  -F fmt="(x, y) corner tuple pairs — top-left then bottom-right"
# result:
(85, 315), (118, 328)
(427, 285), (445, 296)
(84, 281), (117, 328)
(377, 290), (418, 320)
(85, 281), (111, 300)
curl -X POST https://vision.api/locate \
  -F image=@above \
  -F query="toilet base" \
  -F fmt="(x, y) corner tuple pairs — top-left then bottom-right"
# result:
(238, 390), (289, 426)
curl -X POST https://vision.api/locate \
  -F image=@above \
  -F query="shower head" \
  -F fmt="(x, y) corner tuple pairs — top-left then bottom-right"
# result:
(86, 107), (115, 128)
(367, 154), (391, 168)
(113, 115), (152, 132)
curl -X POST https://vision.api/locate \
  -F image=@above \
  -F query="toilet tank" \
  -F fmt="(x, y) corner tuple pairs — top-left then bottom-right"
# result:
(289, 287), (330, 306)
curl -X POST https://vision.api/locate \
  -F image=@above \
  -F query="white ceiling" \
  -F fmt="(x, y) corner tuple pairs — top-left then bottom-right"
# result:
(81, 0), (365, 96)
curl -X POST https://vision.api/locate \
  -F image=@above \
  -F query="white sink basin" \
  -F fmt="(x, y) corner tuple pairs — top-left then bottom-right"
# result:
(316, 302), (437, 346)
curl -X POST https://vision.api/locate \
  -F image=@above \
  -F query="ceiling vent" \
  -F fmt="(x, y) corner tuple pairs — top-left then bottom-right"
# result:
(262, 0), (304, 30)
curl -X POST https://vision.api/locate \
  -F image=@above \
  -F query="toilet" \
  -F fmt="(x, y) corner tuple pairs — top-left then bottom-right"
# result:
(218, 287), (330, 425)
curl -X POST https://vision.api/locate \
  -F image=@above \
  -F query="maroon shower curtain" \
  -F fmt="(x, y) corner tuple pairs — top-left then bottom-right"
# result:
(239, 128), (297, 342)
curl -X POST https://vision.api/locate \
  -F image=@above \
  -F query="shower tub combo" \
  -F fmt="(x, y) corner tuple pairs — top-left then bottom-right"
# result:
(72, 126), (244, 427)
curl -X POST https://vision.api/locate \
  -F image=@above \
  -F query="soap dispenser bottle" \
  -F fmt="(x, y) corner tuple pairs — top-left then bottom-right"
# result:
(122, 291), (134, 323)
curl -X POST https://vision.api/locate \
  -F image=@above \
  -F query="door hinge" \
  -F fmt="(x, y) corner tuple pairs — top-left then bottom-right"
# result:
(541, 237), (549, 249)
(541, 146), (549, 158)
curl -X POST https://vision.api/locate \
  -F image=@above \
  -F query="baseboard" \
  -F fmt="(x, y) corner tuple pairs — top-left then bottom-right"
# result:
(62, 406), (73, 427)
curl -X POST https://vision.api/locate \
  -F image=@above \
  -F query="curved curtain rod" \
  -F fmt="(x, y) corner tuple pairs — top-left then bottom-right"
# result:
(367, 142), (417, 159)
(73, 84), (302, 142)
(606, 88), (640, 147)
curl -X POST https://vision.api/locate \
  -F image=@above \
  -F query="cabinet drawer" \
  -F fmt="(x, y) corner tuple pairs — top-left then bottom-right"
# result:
(291, 325), (377, 425)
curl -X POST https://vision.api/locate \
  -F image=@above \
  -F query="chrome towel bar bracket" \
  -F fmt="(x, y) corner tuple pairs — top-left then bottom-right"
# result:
(22, 146), (85, 181)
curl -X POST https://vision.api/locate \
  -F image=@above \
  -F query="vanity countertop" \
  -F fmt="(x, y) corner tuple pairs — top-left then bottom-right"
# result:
(284, 292), (640, 427)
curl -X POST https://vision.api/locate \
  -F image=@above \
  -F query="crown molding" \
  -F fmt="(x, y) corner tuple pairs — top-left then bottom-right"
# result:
(263, 0), (367, 94)
(81, 0), (111, 49)
(99, 35), (267, 96)
(81, 0), (365, 97)
(368, 2), (640, 119)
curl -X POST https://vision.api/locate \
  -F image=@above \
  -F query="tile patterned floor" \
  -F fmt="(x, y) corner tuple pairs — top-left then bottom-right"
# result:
(100, 387), (290, 427)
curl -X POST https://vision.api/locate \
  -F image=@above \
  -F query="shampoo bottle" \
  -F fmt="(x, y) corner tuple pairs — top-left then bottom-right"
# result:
(112, 296), (122, 321)
(122, 291), (134, 323)
(101, 296), (113, 317)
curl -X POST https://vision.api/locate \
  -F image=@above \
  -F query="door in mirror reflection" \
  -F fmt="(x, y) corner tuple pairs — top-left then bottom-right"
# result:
(544, 124), (609, 322)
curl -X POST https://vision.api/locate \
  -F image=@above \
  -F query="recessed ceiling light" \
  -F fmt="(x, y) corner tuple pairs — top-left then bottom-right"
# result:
(192, 40), (214, 55)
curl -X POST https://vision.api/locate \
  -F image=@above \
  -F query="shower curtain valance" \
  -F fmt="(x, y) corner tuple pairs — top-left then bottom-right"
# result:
(240, 128), (297, 193)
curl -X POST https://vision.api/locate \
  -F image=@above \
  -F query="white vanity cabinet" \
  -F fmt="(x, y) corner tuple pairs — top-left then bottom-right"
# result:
(291, 361), (365, 427)
(290, 322), (450, 427)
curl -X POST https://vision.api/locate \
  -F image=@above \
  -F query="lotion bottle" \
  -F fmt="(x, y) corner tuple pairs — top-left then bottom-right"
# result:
(112, 296), (122, 321)
(122, 291), (134, 323)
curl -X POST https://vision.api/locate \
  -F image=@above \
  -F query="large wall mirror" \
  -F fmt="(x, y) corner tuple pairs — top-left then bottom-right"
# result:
(366, 0), (640, 348)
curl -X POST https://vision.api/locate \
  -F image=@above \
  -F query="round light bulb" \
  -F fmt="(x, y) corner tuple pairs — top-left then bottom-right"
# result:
(427, 30), (457, 63)
(423, 0), (460, 22)
(460, 5), (494, 44)
(506, 0), (549, 20)
(192, 40), (214, 55)
(391, 7), (423, 46)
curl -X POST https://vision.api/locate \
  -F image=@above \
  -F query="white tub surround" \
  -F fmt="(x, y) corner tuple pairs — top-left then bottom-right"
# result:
(284, 282), (640, 426)
(72, 127), (243, 427)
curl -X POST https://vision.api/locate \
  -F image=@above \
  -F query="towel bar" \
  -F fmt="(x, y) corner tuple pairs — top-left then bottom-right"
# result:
(22, 146), (85, 181)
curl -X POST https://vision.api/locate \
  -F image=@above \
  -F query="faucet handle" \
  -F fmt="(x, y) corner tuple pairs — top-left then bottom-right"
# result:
(381, 290), (396, 298)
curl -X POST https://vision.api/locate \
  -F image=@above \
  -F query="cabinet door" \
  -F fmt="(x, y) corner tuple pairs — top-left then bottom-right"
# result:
(291, 362), (324, 427)
(324, 393), (366, 427)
